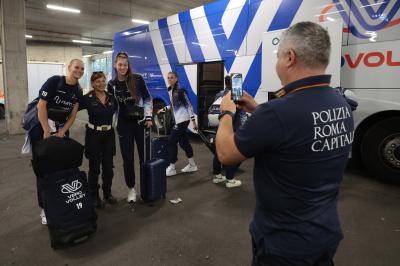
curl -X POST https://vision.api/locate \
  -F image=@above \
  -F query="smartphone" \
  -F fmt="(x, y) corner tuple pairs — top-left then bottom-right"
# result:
(231, 73), (243, 102)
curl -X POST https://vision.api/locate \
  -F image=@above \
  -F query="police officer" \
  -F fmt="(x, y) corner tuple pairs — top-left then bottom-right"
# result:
(30, 59), (84, 225)
(80, 72), (118, 208)
(107, 52), (153, 203)
(217, 22), (354, 265)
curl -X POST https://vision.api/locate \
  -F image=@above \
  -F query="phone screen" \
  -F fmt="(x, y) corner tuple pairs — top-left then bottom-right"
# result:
(231, 73), (243, 102)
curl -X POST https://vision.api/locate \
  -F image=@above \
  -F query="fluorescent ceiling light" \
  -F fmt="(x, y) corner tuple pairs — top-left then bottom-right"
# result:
(83, 55), (92, 58)
(123, 31), (142, 36)
(103, 51), (113, 54)
(47, 4), (80, 13)
(25, 35), (33, 38)
(72, 40), (92, 44)
(132, 19), (150, 24)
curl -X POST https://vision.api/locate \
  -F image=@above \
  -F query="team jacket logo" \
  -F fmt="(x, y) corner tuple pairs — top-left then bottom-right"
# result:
(320, 0), (400, 39)
(61, 180), (82, 194)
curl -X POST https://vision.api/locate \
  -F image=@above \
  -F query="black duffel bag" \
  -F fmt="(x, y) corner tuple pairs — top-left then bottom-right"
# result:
(32, 136), (84, 175)
(124, 104), (144, 120)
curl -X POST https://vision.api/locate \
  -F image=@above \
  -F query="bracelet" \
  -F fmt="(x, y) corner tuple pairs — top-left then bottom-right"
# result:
(218, 110), (235, 120)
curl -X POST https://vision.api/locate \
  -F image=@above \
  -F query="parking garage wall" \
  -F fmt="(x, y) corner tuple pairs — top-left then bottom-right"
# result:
(0, 43), (82, 97)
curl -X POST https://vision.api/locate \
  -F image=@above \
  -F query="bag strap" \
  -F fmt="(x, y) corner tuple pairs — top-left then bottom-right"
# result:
(57, 76), (64, 91)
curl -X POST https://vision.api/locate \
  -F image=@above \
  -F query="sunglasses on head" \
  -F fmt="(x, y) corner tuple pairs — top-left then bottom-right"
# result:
(117, 52), (128, 57)
(93, 71), (104, 75)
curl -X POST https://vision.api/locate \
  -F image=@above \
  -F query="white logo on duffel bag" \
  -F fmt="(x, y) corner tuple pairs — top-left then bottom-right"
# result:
(61, 180), (82, 194)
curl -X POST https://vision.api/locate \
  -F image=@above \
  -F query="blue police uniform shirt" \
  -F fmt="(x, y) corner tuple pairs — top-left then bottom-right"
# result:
(234, 75), (354, 258)
(38, 75), (82, 122)
(80, 91), (117, 126)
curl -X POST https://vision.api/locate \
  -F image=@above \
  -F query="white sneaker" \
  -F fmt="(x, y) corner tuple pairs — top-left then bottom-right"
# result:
(40, 209), (47, 225)
(213, 174), (226, 184)
(127, 188), (137, 203)
(226, 179), (242, 188)
(166, 165), (177, 177)
(181, 163), (198, 173)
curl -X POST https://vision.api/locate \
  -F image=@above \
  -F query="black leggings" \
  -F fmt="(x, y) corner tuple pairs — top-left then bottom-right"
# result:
(212, 155), (240, 180)
(168, 121), (193, 164)
(117, 118), (144, 188)
(85, 128), (116, 196)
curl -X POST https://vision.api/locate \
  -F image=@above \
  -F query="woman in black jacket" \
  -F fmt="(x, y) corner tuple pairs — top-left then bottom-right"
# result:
(158, 71), (198, 177)
(30, 59), (84, 225)
(107, 52), (153, 203)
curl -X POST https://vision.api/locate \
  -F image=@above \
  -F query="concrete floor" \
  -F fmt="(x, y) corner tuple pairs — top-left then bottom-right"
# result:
(0, 118), (399, 266)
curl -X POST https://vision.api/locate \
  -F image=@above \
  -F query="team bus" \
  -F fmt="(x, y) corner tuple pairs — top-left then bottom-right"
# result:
(112, 0), (400, 183)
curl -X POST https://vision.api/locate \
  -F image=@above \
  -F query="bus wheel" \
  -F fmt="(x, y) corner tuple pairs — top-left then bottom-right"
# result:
(361, 117), (400, 184)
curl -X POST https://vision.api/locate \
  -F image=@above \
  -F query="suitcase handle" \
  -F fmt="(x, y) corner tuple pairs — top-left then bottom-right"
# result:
(143, 127), (152, 162)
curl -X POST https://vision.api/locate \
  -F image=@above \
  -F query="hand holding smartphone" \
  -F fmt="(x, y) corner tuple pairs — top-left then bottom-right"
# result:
(231, 73), (243, 103)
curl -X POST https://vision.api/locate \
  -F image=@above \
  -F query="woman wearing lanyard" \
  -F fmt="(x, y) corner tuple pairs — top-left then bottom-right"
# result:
(30, 59), (84, 225)
(158, 71), (198, 177)
(80, 72), (118, 208)
(107, 52), (153, 203)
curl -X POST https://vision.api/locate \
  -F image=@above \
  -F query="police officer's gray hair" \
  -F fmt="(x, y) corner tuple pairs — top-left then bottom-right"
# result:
(280, 22), (331, 69)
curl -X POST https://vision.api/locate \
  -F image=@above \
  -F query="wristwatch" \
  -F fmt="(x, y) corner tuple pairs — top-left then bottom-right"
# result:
(218, 110), (235, 120)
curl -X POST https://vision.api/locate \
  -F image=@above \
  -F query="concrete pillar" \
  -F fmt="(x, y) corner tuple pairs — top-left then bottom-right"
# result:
(1, 0), (28, 134)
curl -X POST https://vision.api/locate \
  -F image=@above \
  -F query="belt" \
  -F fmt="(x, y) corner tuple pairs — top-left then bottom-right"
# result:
(87, 122), (112, 131)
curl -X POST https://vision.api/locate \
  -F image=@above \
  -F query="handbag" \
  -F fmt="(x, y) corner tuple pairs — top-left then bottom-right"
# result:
(125, 104), (144, 120)
(47, 106), (71, 123)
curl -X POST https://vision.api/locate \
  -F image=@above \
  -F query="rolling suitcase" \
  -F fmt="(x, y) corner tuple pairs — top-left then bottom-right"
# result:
(42, 168), (97, 249)
(140, 128), (167, 202)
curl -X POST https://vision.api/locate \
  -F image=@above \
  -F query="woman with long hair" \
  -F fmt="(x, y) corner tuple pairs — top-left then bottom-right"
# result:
(30, 59), (84, 224)
(80, 72), (118, 208)
(158, 71), (198, 176)
(107, 52), (153, 203)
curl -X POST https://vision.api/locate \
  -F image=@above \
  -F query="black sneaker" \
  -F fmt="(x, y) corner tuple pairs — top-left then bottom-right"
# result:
(104, 194), (118, 205)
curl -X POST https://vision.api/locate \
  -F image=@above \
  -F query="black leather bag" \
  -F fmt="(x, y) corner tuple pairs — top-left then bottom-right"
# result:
(125, 104), (144, 120)
(48, 106), (71, 123)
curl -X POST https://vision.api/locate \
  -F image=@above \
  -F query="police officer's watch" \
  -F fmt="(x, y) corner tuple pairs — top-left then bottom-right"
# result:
(218, 110), (235, 120)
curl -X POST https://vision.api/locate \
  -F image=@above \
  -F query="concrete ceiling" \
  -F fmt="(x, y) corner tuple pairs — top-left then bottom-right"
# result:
(25, 0), (214, 54)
